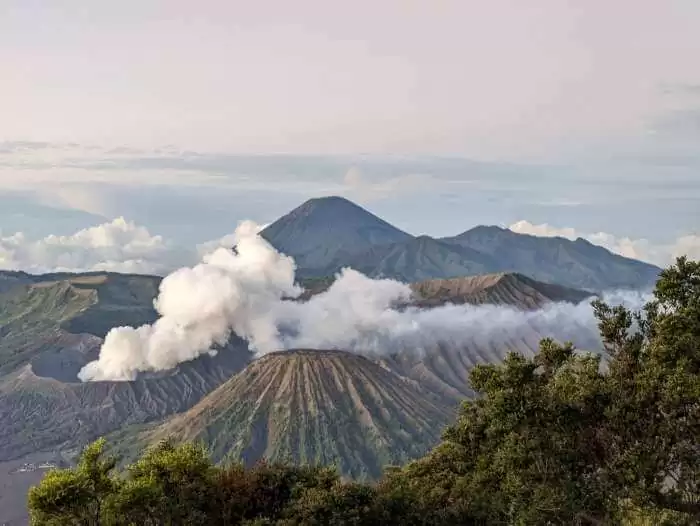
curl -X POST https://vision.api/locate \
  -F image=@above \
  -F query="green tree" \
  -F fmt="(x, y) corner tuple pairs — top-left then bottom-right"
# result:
(110, 439), (217, 525)
(595, 257), (700, 520)
(399, 341), (611, 525)
(211, 461), (337, 524)
(397, 257), (700, 524)
(28, 438), (117, 525)
(281, 481), (378, 525)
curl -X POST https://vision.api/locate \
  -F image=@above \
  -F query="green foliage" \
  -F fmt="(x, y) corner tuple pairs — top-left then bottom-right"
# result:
(109, 439), (215, 524)
(398, 257), (700, 525)
(27, 258), (700, 525)
(28, 438), (116, 525)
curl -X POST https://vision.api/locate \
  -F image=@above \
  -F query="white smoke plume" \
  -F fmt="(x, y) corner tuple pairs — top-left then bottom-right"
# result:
(79, 222), (651, 382)
(78, 221), (300, 381)
(277, 282), (648, 357)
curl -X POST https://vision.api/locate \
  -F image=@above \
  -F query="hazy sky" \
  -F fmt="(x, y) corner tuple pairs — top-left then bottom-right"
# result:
(3, 1), (700, 156)
(0, 1), (698, 272)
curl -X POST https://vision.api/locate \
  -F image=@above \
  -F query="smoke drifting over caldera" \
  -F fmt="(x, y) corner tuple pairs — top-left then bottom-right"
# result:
(78, 221), (650, 382)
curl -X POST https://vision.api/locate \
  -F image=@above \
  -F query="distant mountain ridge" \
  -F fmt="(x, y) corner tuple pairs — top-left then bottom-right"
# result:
(260, 196), (661, 290)
(442, 225), (659, 291)
(322, 235), (495, 283)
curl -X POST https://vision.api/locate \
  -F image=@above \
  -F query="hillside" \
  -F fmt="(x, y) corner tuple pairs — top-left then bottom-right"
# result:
(323, 235), (495, 282)
(0, 273), (257, 525)
(0, 268), (598, 524)
(386, 273), (597, 400)
(260, 197), (661, 290)
(442, 225), (660, 291)
(110, 274), (594, 478)
(410, 272), (594, 309)
(110, 350), (454, 480)
(0, 270), (36, 293)
(260, 196), (412, 274)
(0, 274), (252, 461)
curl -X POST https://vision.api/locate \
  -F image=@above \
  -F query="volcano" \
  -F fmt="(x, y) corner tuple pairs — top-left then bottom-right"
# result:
(111, 349), (453, 480)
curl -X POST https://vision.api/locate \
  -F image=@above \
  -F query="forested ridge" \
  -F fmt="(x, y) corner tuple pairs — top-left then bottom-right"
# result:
(28, 258), (700, 525)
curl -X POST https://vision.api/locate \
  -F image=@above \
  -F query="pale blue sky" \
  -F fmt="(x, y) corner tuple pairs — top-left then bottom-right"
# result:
(0, 1), (698, 271)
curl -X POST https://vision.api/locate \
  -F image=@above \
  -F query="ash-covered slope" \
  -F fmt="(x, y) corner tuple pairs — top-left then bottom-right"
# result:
(0, 274), (252, 461)
(411, 272), (594, 309)
(260, 196), (412, 274)
(384, 272), (598, 401)
(113, 350), (453, 480)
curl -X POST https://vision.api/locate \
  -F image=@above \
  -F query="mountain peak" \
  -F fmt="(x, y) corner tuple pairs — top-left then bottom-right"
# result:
(260, 197), (411, 272)
(300, 195), (357, 208)
(452, 225), (510, 239)
(284, 195), (395, 223)
(258, 195), (659, 289)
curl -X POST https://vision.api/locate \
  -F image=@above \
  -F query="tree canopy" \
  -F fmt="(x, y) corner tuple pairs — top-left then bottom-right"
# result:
(28, 258), (700, 525)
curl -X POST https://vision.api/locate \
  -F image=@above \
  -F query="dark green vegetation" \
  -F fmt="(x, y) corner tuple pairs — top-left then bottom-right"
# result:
(261, 196), (661, 290)
(28, 258), (700, 524)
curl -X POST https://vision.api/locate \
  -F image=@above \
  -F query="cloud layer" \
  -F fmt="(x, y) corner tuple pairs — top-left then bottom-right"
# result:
(0, 218), (194, 275)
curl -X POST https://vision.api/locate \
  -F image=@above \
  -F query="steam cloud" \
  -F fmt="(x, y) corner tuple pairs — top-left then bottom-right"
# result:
(78, 222), (651, 382)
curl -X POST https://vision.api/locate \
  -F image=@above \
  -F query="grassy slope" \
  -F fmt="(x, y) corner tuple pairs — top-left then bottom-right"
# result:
(0, 273), (251, 461)
(0, 280), (97, 376)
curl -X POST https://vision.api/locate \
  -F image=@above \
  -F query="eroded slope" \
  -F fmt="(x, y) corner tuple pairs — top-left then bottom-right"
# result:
(0, 274), (252, 461)
(114, 350), (453, 480)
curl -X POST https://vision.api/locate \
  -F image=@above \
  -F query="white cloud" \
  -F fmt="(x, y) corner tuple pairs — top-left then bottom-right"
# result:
(509, 220), (700, 267)
(79, 221), (650, 382)
(0, 218), (195, 275)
